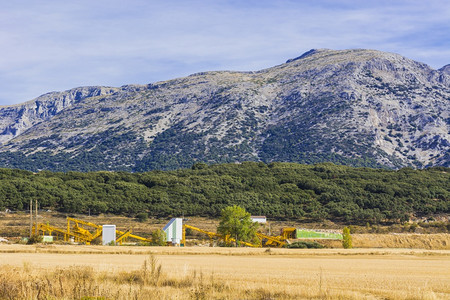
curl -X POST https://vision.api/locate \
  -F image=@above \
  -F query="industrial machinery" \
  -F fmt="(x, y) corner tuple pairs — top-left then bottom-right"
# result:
(280, 227), (296, 239)
(34, 217), (152, 245)
(181, 224), (290, 247)
(182, 224), (260, 247)
(256, 232), (287, 247)
(33, 217), (338, 247)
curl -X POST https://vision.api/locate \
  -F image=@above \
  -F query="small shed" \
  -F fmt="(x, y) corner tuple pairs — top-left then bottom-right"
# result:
(102, 225), (116, 245)
(251, 216), (267, 224)
(163, 218), (183, 245)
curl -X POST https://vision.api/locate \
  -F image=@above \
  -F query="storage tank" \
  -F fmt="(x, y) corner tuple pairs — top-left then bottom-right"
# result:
(102, 225), (116, 245)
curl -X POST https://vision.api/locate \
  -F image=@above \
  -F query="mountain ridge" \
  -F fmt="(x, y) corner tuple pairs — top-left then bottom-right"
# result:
(0, 48), (448, 171)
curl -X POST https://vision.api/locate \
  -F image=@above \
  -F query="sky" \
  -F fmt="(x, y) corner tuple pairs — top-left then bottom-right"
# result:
(1, 0), (449, 105)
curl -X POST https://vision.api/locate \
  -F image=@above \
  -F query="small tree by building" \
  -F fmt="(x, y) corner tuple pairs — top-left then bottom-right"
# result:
(342, 227), (352, 249)
(151, 229), (167, 246)
(27, 234), (43, 245)
(217, 205), (258, 247)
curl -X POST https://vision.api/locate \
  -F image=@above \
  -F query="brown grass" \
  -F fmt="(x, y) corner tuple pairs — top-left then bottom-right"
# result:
(315, 233), (450, 250)
(0, 245), (449, 299)
(353, 233), (450, 250)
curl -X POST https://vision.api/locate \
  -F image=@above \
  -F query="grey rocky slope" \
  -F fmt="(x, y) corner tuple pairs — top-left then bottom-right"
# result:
(0, 48), (448, 171)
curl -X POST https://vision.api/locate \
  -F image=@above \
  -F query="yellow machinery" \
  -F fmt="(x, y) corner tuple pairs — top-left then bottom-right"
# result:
(181, 224), (288, 247)
(281, 227), (296, 239)
(256, 232), (286, 247)
(66, 217), (102, 244)
(35, 222), (92, 244)
(182, 224), (259, 247)
(115, 229), (152, 245)
(182, 224), (221, 246)
(34, 217), (151, 245)
(34, 217), (293, 247)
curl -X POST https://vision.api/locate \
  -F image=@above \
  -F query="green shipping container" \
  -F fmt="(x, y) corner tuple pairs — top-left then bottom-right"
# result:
(296, 230), (342, 240)
(42, 236), (54, 242)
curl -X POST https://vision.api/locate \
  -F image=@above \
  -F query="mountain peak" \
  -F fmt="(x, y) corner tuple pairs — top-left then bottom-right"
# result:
(285, 48), (331, 63)
(440, 64), (450, 74)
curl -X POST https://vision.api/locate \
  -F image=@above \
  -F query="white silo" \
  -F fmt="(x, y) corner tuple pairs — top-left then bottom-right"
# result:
(163, 218), (183, 245)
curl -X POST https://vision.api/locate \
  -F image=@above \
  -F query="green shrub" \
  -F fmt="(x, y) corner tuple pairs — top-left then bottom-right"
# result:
(342, 227), (352, 249)
(285, 241), (325, 249)
(136, 212), (148, 223)
(27, 234), (43, 244)
(151, 229), (167, 246)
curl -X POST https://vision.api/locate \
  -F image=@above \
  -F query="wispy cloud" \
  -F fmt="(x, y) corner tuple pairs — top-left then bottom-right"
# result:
(0, 0), (449, 105)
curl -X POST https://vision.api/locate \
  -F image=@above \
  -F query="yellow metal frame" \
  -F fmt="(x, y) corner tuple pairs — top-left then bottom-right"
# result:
(34, 217), (151, 245)
(281, 227), (296, 239)
(182, 224), (288, 247)
(34, 217), (293, 248)
(256, 232), (286, 247)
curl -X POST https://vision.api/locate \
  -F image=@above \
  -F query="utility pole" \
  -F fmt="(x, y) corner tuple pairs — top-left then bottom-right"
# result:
(29, 199), (33, 238)
(35, 199), (38, 235)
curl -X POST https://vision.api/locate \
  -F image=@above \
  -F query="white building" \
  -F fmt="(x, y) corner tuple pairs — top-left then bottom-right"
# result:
(102, 225), (116, 245)
(251, 216), (267, 224)
(163, 218), (183, 245)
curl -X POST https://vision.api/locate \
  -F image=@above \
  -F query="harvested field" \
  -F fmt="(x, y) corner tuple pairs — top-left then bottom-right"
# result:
(353, 233), (450, 250)
(0, 244), (449, 299)
(318, 233), (450, 250)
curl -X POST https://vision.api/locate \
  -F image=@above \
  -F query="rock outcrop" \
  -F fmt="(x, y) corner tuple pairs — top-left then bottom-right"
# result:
(0, 86), (117, 145)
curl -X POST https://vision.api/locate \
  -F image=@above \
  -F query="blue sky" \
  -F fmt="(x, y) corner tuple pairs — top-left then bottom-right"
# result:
(1, 0), (449, 105)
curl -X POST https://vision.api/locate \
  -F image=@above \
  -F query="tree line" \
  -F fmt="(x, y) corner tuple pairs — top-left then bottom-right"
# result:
(0, 162), (448, 224)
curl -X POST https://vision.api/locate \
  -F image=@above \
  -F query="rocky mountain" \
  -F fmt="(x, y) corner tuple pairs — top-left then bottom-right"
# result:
(440, 64), (450, 75)
(0, 49), (448, 171)
(0, 87), (117, 145)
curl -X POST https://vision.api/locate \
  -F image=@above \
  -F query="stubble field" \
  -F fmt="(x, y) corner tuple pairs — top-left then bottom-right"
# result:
(0, 245), (449, 299)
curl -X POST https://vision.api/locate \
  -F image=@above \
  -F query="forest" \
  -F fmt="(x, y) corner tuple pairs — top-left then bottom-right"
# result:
(0, 162), (448, 224)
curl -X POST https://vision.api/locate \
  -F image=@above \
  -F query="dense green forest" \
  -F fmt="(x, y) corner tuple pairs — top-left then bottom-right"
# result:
(0, 162), (448, 224)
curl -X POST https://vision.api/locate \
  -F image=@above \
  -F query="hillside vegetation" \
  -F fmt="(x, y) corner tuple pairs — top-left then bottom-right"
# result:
(0, 162), (448, 224)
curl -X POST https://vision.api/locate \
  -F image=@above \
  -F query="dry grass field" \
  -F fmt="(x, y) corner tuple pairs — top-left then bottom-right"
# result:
(0, 245), (449, 299)
(317, 233), (450, 250)
(1, 212), (449, 298)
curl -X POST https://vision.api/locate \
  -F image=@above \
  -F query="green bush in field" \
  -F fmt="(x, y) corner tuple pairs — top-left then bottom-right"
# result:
(27, 234), (43, 244)
(342, 227), (352, 249)
(285, 241), (325, 249)
(151, 229), (167, 246)
(136, 212), (148, 222)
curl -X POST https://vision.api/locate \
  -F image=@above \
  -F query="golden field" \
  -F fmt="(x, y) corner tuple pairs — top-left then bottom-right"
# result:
(0, 244), (449, 299)
(318, 233), (450, 250)
(1, 212), (449, 298)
